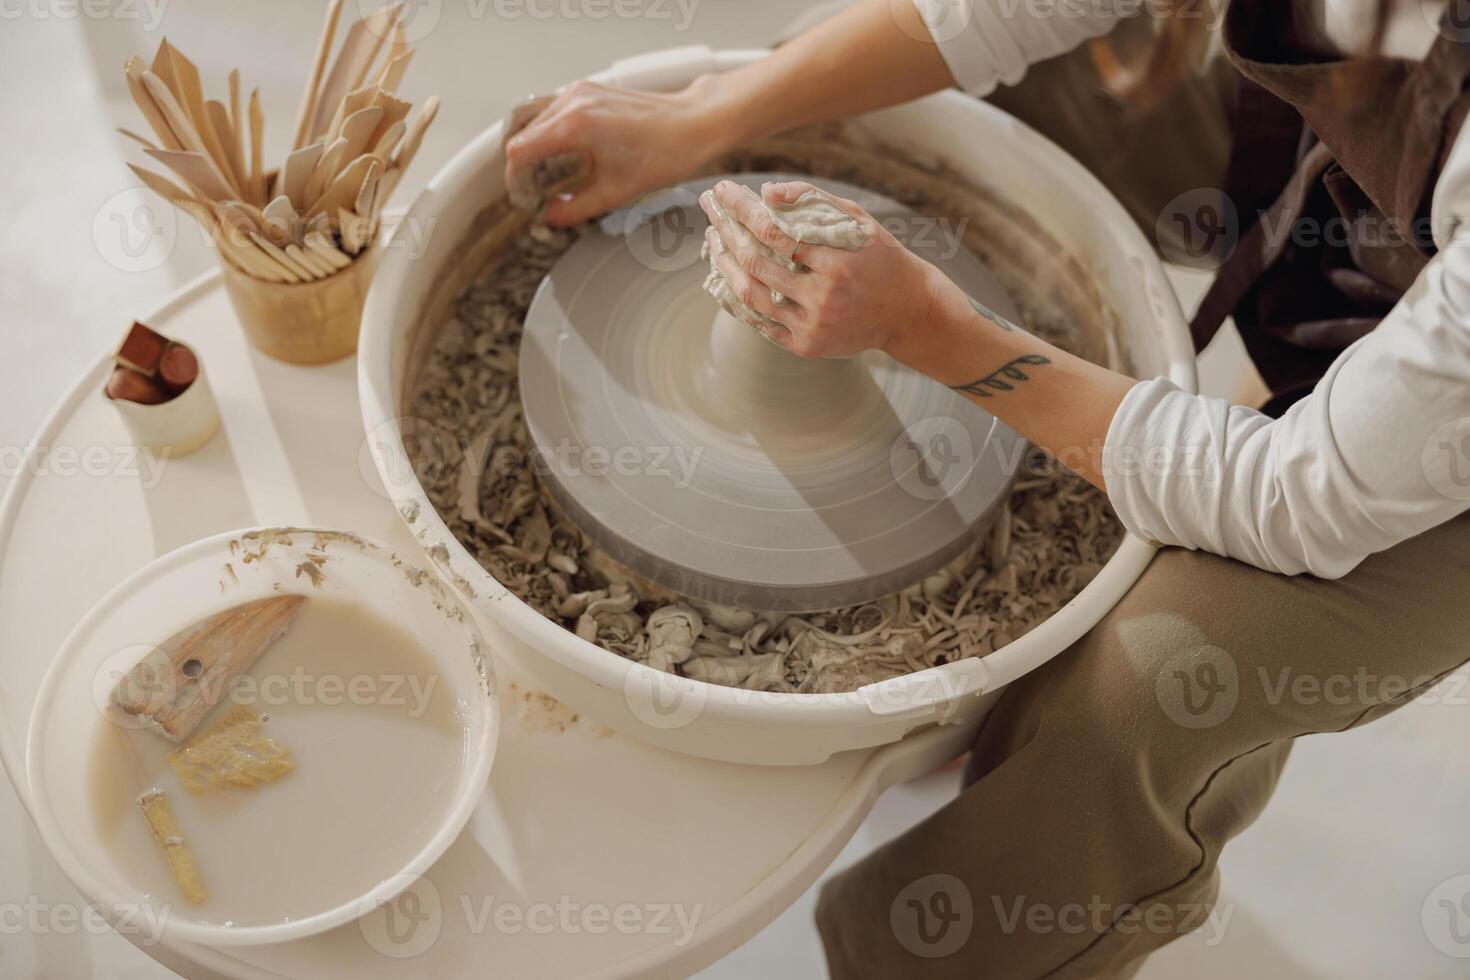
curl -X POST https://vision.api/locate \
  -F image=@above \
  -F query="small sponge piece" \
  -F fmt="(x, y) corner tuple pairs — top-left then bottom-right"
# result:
(136, 789), (208, 905)
(167, 704), (295, 795)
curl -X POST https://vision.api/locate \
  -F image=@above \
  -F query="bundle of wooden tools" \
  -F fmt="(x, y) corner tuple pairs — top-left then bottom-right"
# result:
(120, 0), (438, 284)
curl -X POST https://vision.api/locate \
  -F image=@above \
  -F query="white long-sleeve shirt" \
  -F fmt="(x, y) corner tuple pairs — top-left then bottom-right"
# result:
(915, 0), (1470, 576)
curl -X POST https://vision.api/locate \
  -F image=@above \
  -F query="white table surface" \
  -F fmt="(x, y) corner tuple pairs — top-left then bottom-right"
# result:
(3, 6), (1470, 979)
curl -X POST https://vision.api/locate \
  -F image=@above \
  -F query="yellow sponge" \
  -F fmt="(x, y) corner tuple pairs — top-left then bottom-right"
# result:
(167, 704), (294, 794)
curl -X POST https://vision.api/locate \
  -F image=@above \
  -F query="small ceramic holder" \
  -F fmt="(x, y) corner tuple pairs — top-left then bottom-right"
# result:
(220, 248), (381, 366)
(107, 364), (220, 457)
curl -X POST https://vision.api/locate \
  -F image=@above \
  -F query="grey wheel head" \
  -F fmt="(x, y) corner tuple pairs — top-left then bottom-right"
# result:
(519, 173), (1027, 612)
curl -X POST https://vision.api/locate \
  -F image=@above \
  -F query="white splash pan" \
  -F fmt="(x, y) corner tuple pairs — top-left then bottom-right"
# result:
(359, 46), (1196, 766)
(0, 268), (976, 980)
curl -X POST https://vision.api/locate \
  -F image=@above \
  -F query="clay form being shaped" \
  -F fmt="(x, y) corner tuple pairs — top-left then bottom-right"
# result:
(518, 174), (1027, 611)
(767, 188), (868, 247)
(701, 184), (868, 326)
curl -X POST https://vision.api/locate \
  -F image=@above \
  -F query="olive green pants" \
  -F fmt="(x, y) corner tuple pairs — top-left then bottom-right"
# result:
(815, 36), (1470, 980)
(818, 510), (1470, 978)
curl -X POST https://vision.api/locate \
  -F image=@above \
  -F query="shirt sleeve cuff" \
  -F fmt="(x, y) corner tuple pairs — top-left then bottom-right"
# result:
(1101, 376), (1185, 547)
(913, 0), (1010, 96)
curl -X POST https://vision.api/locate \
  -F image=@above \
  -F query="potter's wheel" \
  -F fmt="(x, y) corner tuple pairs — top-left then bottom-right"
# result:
(520, 174), (1026, 611)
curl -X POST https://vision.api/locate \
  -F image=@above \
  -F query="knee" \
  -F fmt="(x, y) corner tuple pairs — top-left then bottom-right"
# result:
(1060, 552), (1254, 738)
(987, 618), (1227, 777)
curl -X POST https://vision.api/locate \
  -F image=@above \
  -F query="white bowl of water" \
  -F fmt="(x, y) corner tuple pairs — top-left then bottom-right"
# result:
(26, 526), (498, 948)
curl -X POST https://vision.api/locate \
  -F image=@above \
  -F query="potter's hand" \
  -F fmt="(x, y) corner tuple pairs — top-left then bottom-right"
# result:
(701, 182), (1135, 494)
(699, 179), (951, 358)
(503, 80), (722, 227)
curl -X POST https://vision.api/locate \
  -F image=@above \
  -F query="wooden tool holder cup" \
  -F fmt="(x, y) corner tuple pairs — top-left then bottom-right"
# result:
(220, 243), (380, 364)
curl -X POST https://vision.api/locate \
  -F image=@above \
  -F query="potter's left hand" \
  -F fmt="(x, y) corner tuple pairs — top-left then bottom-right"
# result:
(699, 180), (955, 359)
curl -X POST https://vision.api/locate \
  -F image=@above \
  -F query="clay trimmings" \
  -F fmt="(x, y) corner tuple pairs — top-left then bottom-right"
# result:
(702, 184), (868, 329)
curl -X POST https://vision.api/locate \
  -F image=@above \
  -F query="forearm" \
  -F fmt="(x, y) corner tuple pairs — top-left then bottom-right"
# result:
(688, 0), (957, 155)
(886, 275), (1136, 491)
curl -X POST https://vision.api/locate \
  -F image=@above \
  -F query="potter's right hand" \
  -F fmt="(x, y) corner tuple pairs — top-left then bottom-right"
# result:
(503, 79), (724, 227)
(700, 180), (953, 360)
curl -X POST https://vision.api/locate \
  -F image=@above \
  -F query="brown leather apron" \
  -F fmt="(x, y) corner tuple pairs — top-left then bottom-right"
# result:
(1192, 1), (1470, 415)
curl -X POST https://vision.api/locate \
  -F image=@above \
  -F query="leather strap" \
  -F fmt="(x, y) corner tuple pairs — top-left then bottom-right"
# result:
(1189, 141), (1335, 352)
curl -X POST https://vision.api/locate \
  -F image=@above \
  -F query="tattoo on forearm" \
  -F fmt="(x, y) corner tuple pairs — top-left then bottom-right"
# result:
(951, 354), (1052, 398)
(969, 295), (1018, 332)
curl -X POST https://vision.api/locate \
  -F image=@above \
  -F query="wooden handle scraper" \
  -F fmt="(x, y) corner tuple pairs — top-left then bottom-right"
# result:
(110, 595), (306, 743)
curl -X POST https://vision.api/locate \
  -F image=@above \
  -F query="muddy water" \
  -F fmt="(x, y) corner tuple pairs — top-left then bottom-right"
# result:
(88, 596), (468, 927)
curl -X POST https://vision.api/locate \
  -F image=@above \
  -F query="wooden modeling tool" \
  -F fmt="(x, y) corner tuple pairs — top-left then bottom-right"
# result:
(110, 595), (307, 743)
